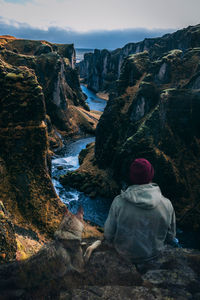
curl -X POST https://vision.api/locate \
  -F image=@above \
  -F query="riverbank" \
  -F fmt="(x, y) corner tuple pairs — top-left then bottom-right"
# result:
(96, 91), (109, 101)
(59, 141), (119, 200)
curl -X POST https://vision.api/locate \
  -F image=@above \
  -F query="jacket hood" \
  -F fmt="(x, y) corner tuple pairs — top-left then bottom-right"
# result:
(121, 183), (161, 209)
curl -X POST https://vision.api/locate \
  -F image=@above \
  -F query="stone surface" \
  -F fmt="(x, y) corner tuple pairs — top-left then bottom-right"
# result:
(2, 240), (199, 299)
(60, 245), (200, 300)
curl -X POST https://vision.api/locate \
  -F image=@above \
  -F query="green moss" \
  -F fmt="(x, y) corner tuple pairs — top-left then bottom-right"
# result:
(5, 72), (24, 80)
(161, 88), (176, 98)
(128, 50), (149, 61)
(163, 49), (183, 60)
(0, 210), (5, 218)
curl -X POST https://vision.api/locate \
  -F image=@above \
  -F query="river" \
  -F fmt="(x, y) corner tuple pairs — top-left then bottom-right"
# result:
(52, 85), (200, 249)
(51, 85), (110, 227)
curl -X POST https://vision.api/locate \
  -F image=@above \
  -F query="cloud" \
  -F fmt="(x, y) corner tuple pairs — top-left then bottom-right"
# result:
(0, 0), (199, 33)
(0, 17), (175, 49)
(3, 0), (33, 4)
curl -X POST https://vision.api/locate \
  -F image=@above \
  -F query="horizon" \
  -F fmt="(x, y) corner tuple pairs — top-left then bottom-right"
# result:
(0, 23), (199, 51)
(0, 22), (175, 50)
(0, 28), (176, 51)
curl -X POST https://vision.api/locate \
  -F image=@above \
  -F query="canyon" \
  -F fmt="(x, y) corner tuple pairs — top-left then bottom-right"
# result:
(0, 24), (200, 298)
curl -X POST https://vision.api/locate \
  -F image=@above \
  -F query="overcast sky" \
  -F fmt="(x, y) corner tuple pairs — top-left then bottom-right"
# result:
(0, 0), (199, 49)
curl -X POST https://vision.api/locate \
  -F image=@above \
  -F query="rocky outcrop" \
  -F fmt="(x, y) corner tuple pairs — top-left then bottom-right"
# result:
(60, 142), (120, 199)
(1, 206), (200, 299)
(0, 36), (92, 139)
(63, 244), (200, 300)
(0, 36), (76, 67)
(79, 24), (200, 92)
(2, 238), (200, 299)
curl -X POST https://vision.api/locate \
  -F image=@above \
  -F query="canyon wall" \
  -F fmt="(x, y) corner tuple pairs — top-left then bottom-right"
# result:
(79, 24), (200, 92)
(95, 47), (200, 230)
(64, 26), (200, 231)
(0, 57), (66, 262)
(0, 36), (95, 142)
(0, 36), (92, 262)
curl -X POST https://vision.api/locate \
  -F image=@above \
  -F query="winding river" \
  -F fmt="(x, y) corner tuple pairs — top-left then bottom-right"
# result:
(52, 85), (110, 227)
(52, 85), (200, 249)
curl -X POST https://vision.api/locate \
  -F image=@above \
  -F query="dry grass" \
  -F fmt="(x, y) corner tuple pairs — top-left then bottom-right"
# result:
(121, 73), (147, 114)
(16, 234), (45, 261)
(67, 105), (101, 135)
(96, 92), (109, 101)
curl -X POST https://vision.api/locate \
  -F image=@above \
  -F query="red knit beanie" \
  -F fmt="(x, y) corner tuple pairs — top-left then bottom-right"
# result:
(130, 158), (154, 185)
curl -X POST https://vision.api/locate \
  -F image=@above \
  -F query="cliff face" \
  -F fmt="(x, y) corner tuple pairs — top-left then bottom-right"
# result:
(94, 48), (200, 230)
(65, 45), (200, 230)
(79, 24), (200, 92)
(0, 36), (92, 139)
(0, 57), (67, 262)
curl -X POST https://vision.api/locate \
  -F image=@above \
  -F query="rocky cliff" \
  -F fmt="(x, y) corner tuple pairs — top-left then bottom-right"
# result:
(1, 34), (200, 297)
(0, 56), (67, 262)
(64, 39), (200, 231)
(0, 36), (97, 263)
(60, 244), (200, 300)
(0, 36), (98, 142)
(94, 48), (200, 229)
(2, 237), (200, 299)
(79, 24), (200, 92)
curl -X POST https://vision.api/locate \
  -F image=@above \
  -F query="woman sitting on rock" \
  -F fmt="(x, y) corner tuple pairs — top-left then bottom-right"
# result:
(104, 158), (178, 263)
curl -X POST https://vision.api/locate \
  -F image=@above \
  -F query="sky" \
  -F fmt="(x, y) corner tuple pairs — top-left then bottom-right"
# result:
(0, 0), (199, 49)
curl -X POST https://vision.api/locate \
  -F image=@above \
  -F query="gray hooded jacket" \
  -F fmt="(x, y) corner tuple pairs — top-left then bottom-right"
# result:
(104, 183), (176, 263)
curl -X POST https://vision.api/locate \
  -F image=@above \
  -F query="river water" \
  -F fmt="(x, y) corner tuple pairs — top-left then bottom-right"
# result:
(52, 86), (110, 226)
(52, 85), (200, 248)
(81, 85), (106, 112)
